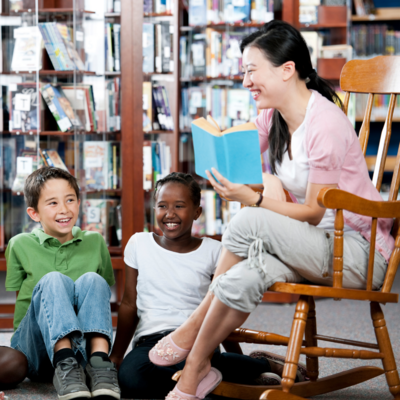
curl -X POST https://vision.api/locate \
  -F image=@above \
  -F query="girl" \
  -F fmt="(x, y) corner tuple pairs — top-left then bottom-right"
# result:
(110, 172), (298, 399)
(149, 21), (394, 400)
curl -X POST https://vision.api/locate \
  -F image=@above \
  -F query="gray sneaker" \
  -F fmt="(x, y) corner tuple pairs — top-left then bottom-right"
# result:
(53, 357), (91, 400)
(85, 356), (121, 399)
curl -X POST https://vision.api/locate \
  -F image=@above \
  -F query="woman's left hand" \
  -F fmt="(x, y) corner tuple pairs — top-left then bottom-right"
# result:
(206, 168), (260, 206)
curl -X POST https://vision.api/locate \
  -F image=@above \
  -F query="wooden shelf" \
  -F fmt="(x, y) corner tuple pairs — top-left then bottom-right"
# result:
(1, 70), (96, 76)
(181, 22), (265, 31)
(108, 246), (122, 255)
(104, 71), (121, 76)
(365, 156), (397, 172)
(351, 8), (400, 21)
(144, 12), (173, 17)
(0, 8), (95, 14)
(144, 130), (174, 134)
(181, 75), (243, 82)
(105, 12), (121, 17)
(317, 58), (346, 80)
(356, 117), (400, 122)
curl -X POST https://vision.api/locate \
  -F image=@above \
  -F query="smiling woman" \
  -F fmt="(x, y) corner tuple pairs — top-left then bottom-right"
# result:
(151, 20), (395, 400)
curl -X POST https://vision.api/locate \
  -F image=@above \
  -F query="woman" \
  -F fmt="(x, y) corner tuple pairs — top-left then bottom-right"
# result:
(150, 20), (394, 400)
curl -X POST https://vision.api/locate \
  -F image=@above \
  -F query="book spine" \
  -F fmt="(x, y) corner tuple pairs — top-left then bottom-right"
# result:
(48, 22), (75, 70)
(113, 24), (121, 71)
(38, 23), (61, 70)
(41, 149), (55, 167)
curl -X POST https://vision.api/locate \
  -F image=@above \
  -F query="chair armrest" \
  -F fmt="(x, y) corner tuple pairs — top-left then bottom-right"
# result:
(317, 188), (400, 218)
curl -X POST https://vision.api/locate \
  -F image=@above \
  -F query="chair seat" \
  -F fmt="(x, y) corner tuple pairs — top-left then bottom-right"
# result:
(268, 282), (398, 303)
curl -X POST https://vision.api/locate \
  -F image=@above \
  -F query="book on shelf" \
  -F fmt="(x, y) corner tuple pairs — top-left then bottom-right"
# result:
(301, 31), (322, 69)
(56, 23), (86, 71)
(40, 149), (69, 171)
(143, 82), (153, 132)
(84, 141), (121, 191)
(143, 0), (173, 14)
(192, 189), (241, 236)
(11, 26), (43, 72)
(105, 0), (121, 12)
(142, 140), (171, 189)
(82, 199), (120, 246)
(38, 23), (77, 71)
(113, 23), (121, 72)
(188, 0), (273, 25)
(9, 82), (41, 132)
(355, 93), (400, 121)
(191, 116), (263, 184)
(320, 44), (353, 60)
(61, 86), (92, 132)
(2, 138), (17, 189)
(152, 85), (174, 131)
(41, 84), (82, 132)
(181, 86), (256, 131)
(12, 149), (43, 193)
(143, 23), (155, 73)
(351, 25), (400, 58)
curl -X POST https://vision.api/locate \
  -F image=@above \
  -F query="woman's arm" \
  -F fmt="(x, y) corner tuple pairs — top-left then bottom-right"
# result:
(206, 168), (336, 226)
(110, 266), (139, 369)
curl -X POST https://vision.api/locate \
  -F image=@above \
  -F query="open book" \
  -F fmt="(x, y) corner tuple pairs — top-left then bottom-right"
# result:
(192, 116), (263, 184)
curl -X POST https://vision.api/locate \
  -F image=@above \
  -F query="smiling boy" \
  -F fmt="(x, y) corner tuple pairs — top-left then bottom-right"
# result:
(2, 167), (121, 400)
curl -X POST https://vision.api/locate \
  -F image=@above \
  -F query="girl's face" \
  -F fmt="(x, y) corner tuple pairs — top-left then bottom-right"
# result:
(242, 46), (287, 110)
(154, 182), (202, 240)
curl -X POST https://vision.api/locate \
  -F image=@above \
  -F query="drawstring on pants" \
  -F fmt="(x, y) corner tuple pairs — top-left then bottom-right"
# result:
(247, 236), (267, 276)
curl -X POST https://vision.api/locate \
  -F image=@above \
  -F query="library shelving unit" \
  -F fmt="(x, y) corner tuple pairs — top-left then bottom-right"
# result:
(350, 2), (400, 177)
(0, 0), (146, 328)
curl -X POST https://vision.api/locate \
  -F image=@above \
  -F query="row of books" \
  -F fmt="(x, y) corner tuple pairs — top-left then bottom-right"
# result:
(180, 30), (253, 79)
(143, 82), (174, 131)
(144, 0), (174, 14)
(353, 0), (376, 16)
(84, 141), (121, 191)
(143, 140), (172, 190)
(355, 93), (400, 121)
(351, 25), (400, 58)
(188, 0), (274, 26)
(180, 86), (257, 131)
(6, 79), (121, 133)
(106, 0), (122, 13)
(192, 190), (241, 236)
(105, 23), (121, 72)
(143, 22), (174, 74)
(82, 199), (121, 246)
(11, 23), (85, 72)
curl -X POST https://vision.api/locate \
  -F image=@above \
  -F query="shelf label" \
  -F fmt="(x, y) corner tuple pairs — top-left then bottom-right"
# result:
(87, 207), (101, 223)
(15, 93), (31, 111)
(17, 157), (33, 175)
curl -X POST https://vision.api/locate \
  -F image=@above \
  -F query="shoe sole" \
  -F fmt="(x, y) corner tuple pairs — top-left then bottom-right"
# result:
(91, 389), (121, 399)
(57, 391), (91, 400)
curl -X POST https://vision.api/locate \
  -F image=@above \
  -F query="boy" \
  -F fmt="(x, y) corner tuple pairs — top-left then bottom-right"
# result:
(1, 167), (121, 400)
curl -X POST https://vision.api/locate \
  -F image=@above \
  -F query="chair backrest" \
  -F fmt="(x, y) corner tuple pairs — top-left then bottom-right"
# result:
(340, 56), (400, 293)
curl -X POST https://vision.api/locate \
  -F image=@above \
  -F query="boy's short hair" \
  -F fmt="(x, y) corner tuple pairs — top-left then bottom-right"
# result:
(24, 167), (80, 211)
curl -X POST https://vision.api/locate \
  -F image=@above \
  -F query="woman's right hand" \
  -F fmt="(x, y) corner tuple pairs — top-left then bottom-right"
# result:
(262, 173), (286, 202)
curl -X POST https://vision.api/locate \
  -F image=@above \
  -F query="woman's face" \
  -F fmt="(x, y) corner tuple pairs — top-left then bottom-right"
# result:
(242, 46), (285, 110)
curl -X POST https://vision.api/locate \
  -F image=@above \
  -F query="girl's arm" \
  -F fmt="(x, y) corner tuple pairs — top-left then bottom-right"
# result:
(206, 168), (336, 226)
(110, 266), (139, 369)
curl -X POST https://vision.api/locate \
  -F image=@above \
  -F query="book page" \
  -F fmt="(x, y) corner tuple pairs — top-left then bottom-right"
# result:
(192, 117), (222, 137)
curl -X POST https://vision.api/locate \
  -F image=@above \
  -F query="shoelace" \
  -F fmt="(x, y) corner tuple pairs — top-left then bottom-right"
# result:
(248, 236), (266, 275)
(58, 358), (85, 390)
(90, 366), (118, 386)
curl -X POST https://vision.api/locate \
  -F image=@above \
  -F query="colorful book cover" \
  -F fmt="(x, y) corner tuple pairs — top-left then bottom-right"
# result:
(11, 26), (43, 72)
(62, 86), (91, 132)
(143, 23), (155, 73)
(82, 199), (111, 244)
(189, 0), (207, 26)
(84, 141), (110, 190)
(191, 117), (263, 184)
(42, 149), (69, 171)
(56, 23), (85, 71)
(224, 0), (251, 23)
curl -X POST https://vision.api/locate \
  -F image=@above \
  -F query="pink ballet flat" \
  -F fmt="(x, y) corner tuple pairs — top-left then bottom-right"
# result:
(149, 333), (191, 366)
(165, 367), (222, 400)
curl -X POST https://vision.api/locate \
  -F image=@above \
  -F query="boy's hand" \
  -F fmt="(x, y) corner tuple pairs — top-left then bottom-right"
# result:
(110, 353), (124, 370)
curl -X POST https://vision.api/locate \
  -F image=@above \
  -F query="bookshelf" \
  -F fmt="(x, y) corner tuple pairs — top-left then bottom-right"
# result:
(0, 0), (148, 329)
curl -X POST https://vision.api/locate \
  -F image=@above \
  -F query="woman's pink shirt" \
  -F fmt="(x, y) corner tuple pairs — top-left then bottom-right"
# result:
(255, 90), (394, 261)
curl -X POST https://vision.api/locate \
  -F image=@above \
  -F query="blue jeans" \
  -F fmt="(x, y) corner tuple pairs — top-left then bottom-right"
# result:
(11, 271), (113, 381)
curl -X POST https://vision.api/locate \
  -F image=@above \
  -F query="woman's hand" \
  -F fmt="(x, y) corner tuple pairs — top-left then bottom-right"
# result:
(206, 168), (260, 206)
(262, 173), (286, 202)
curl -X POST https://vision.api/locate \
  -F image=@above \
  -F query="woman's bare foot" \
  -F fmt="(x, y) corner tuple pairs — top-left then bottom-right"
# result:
(176, 356), (211, 396)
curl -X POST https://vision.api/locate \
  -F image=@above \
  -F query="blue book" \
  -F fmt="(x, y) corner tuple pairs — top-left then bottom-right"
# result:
(224, 0), (251, 23)
(192, 116), (263, 184)
(189, 0), (207, 26)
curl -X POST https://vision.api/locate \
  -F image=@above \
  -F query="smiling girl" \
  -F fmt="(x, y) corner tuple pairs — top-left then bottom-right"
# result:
(149, 21), (394, 400)
(110, 172), (294, 399)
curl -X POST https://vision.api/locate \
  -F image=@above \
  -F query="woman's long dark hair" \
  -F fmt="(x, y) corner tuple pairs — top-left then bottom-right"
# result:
(240, 20), (343, 174)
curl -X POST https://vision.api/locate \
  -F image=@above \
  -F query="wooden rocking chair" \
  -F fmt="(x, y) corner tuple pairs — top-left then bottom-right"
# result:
(173, 56), (400, 399)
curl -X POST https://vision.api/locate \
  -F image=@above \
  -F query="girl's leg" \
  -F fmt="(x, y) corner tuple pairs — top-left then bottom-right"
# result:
(170, 247), (243, 350)
(177, 296), (249, 395)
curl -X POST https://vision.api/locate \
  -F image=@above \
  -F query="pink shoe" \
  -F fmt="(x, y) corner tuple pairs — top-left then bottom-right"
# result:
(149, 333), (191, 366)
(166, 367), (222, 400)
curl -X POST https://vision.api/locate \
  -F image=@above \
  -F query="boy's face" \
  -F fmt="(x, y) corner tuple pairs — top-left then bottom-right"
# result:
(27, 178), (80, 244)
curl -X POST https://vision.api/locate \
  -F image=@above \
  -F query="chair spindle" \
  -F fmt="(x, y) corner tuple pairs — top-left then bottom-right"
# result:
(366, 218), (378, 291)
(382, 225), (400, 293)
(342, 91), (351, 116)
(333, 209), (344, 289)
(358, 93), (374, 156)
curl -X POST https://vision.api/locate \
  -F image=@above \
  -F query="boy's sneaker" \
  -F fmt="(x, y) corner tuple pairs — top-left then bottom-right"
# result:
(53, 357), (91, 400)
(85, 356), (121, 399)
